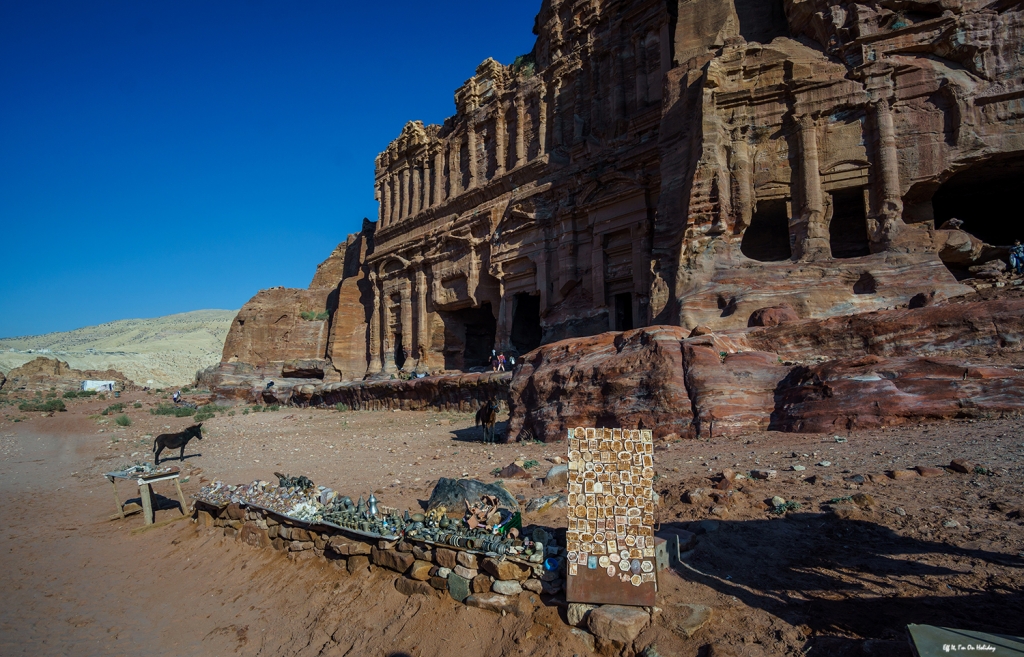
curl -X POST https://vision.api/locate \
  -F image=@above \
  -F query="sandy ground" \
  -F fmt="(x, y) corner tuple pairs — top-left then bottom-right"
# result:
(0, 391), (1022, 656)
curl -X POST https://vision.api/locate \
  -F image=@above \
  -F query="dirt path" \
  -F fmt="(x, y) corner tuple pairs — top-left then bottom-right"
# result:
(1, 393), (1022, 656)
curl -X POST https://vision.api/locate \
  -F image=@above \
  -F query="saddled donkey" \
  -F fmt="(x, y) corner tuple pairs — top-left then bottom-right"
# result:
(475, 400), (499, 444)
(153, 423), (203, 464)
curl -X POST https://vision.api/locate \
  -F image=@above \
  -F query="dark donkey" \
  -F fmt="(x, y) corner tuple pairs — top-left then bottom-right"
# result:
(153, 423), (203, 464)
(475, 400), (499, 444)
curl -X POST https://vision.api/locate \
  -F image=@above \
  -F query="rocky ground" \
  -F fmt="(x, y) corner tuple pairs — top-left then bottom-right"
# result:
(0, 391), (1021, 656)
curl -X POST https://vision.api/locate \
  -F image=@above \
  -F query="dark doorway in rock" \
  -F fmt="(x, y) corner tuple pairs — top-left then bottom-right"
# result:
(394, 333), (406, 369)
(510, 293), (542, 354)
(932, 155), (1024, 246)
(853, 272), (877, 295)
(742, 199), (791, 261)
(735, 0), (789, 44)
(613, 292), (634, 331)
(829, 188), (871, 259)
(440, 304), (496, 371)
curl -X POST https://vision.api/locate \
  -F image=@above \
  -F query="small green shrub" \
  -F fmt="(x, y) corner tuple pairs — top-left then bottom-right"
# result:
(150, 404), (195, 418)
(266, 404), (280, 412)
(228, 410), (235, 417)
(18, 399), (66, 412)
(62, 391), (77, 399)
(194, 409), (215, 422)
(522, 459), (539, 470)
(300, 310), (330, 321)
(115, 414), (132, 427)
(251, 405), (263, 412)
(102, 403), (125, 416)
(242, 408), (249, 415)
(133, 402), (142, 409)
(46, 392), (57, 399)
(335, 403), (350, 412)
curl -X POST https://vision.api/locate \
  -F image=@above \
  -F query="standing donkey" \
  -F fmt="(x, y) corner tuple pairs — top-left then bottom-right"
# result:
(153, 423), (203, 464)
(475, 400), (499, 444)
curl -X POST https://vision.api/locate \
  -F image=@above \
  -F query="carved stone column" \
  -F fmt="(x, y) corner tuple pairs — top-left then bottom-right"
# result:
(410, 163), (421, 217)
(367, 271), (382, 374)
(495, 105), (507, 176)
(389, 175), (399, 226)
(377, 181), (388, 228)
(382, 291), (396, 373)
(515, 97), (526, 168)
(552, 79), (563, 148)
(400, 167), (411, 221)
(432, 149), (444, 206)
(450, 136), (462, 197)
(591, 232), (605, 308)
(415, 264), (429, 373)
(730, 129), (753, 231)
(794, 115), (830, 260)
(537, 86), (548, 155)
(634, 36), (648, 108)
(400, 282), (412, 369)
(467, 124), (479, 189)
(873, 98), (903, 247)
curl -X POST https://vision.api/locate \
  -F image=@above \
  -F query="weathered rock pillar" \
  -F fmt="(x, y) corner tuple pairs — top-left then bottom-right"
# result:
(378, 181), (389, 228)
(415, 265), (429, 373)
(367, 272), (382, 374)
(515, 97), (526, 168)
(422, 160), (432, 210)
(873, 98), (904, 247)
(794, 115), (830, 260)
(730, 129), (753, 231)
(495, 105), (507, 176)
(450, 136), (462, 197)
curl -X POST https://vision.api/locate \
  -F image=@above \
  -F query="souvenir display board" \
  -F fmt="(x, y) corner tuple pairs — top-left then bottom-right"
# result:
(564, 427), (657, 606)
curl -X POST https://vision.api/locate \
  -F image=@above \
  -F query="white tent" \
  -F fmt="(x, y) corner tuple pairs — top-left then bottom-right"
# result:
(81, 380), (115, 392)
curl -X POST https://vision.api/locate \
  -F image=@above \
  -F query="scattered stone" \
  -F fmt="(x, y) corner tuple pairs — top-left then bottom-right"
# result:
(751, 470), (777, 480)
(523, 579), (543, 593)
(544, 464), (568, 488)
(587, 605), (650, 644)
(817, 461), (832, 467)
(465, 592), (517, 614)
(492, 579), (523, 595)
(498, 463), (533, 479)
(943, 520), (960, 528)
(851, 493), (876, 509)
(950, 459), (973, 474)
(771, 496), (786, 507)
(791, 465), (806, 472)
(395, 577), (434, 596)
(684, 489), (708, 504)
(447, 572), (471, 603)
(895, 507), (907, 517)
(526, 494), (568, 513)
(672, 603), (714, 638)
(844, 474), (866, 484)
(347, 555), (369, 574)
(567, 603), (599, 627)
(570, 627), (596, 652)
(916, 466), (944, 477)
(426, 478), (519, 512)
(889, 469), (919, 480)
(710, 506), (728, 517)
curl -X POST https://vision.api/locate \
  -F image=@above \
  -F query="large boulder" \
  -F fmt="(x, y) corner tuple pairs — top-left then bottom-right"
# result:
(426, 478), (519, 513)
(587, 605), (650, 645)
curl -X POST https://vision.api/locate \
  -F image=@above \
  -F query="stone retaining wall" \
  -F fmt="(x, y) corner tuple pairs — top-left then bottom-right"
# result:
(195, 500), (563, 613)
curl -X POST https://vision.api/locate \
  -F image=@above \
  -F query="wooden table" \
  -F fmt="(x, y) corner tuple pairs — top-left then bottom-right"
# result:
(105, 466), (188, 525)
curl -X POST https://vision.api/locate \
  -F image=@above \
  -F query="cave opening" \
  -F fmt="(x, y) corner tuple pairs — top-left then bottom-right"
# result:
(829, 188), (870, 259)
(932, 155), (1024, 246)
(510, 293), (542, 355)
(613, 292), (634, 331)
(741, 199), (792, 261)
(734, 0), (789, 44)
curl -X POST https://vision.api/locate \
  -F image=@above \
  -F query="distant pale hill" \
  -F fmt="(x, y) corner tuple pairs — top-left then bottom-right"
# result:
(0, 310), (237, 388)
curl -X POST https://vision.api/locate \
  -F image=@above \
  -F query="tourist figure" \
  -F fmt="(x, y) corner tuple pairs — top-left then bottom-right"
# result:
(490, 352), (499, 372)
(1011, 240), (1024, 275)
(172, 390), (181, 404)
(497, 352), (506, 372)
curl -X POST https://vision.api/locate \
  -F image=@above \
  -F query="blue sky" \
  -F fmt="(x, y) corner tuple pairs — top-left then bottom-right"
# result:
(0, 1), (539, 338)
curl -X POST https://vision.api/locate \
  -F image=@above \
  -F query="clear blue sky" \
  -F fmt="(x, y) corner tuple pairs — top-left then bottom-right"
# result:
(0, 1), (539, 338)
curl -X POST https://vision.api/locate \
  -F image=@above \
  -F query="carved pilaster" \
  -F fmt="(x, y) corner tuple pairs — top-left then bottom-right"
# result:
(794, 115), (830, 260)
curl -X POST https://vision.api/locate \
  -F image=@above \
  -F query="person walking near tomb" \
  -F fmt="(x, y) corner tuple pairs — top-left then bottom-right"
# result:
(497, 352), (506, 372)
(490, 352), (499, 372)
(1011, 240), (1024, 275)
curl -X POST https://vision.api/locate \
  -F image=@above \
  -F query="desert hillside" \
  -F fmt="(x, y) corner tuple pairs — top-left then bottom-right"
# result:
(0, 309), (236, 388)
